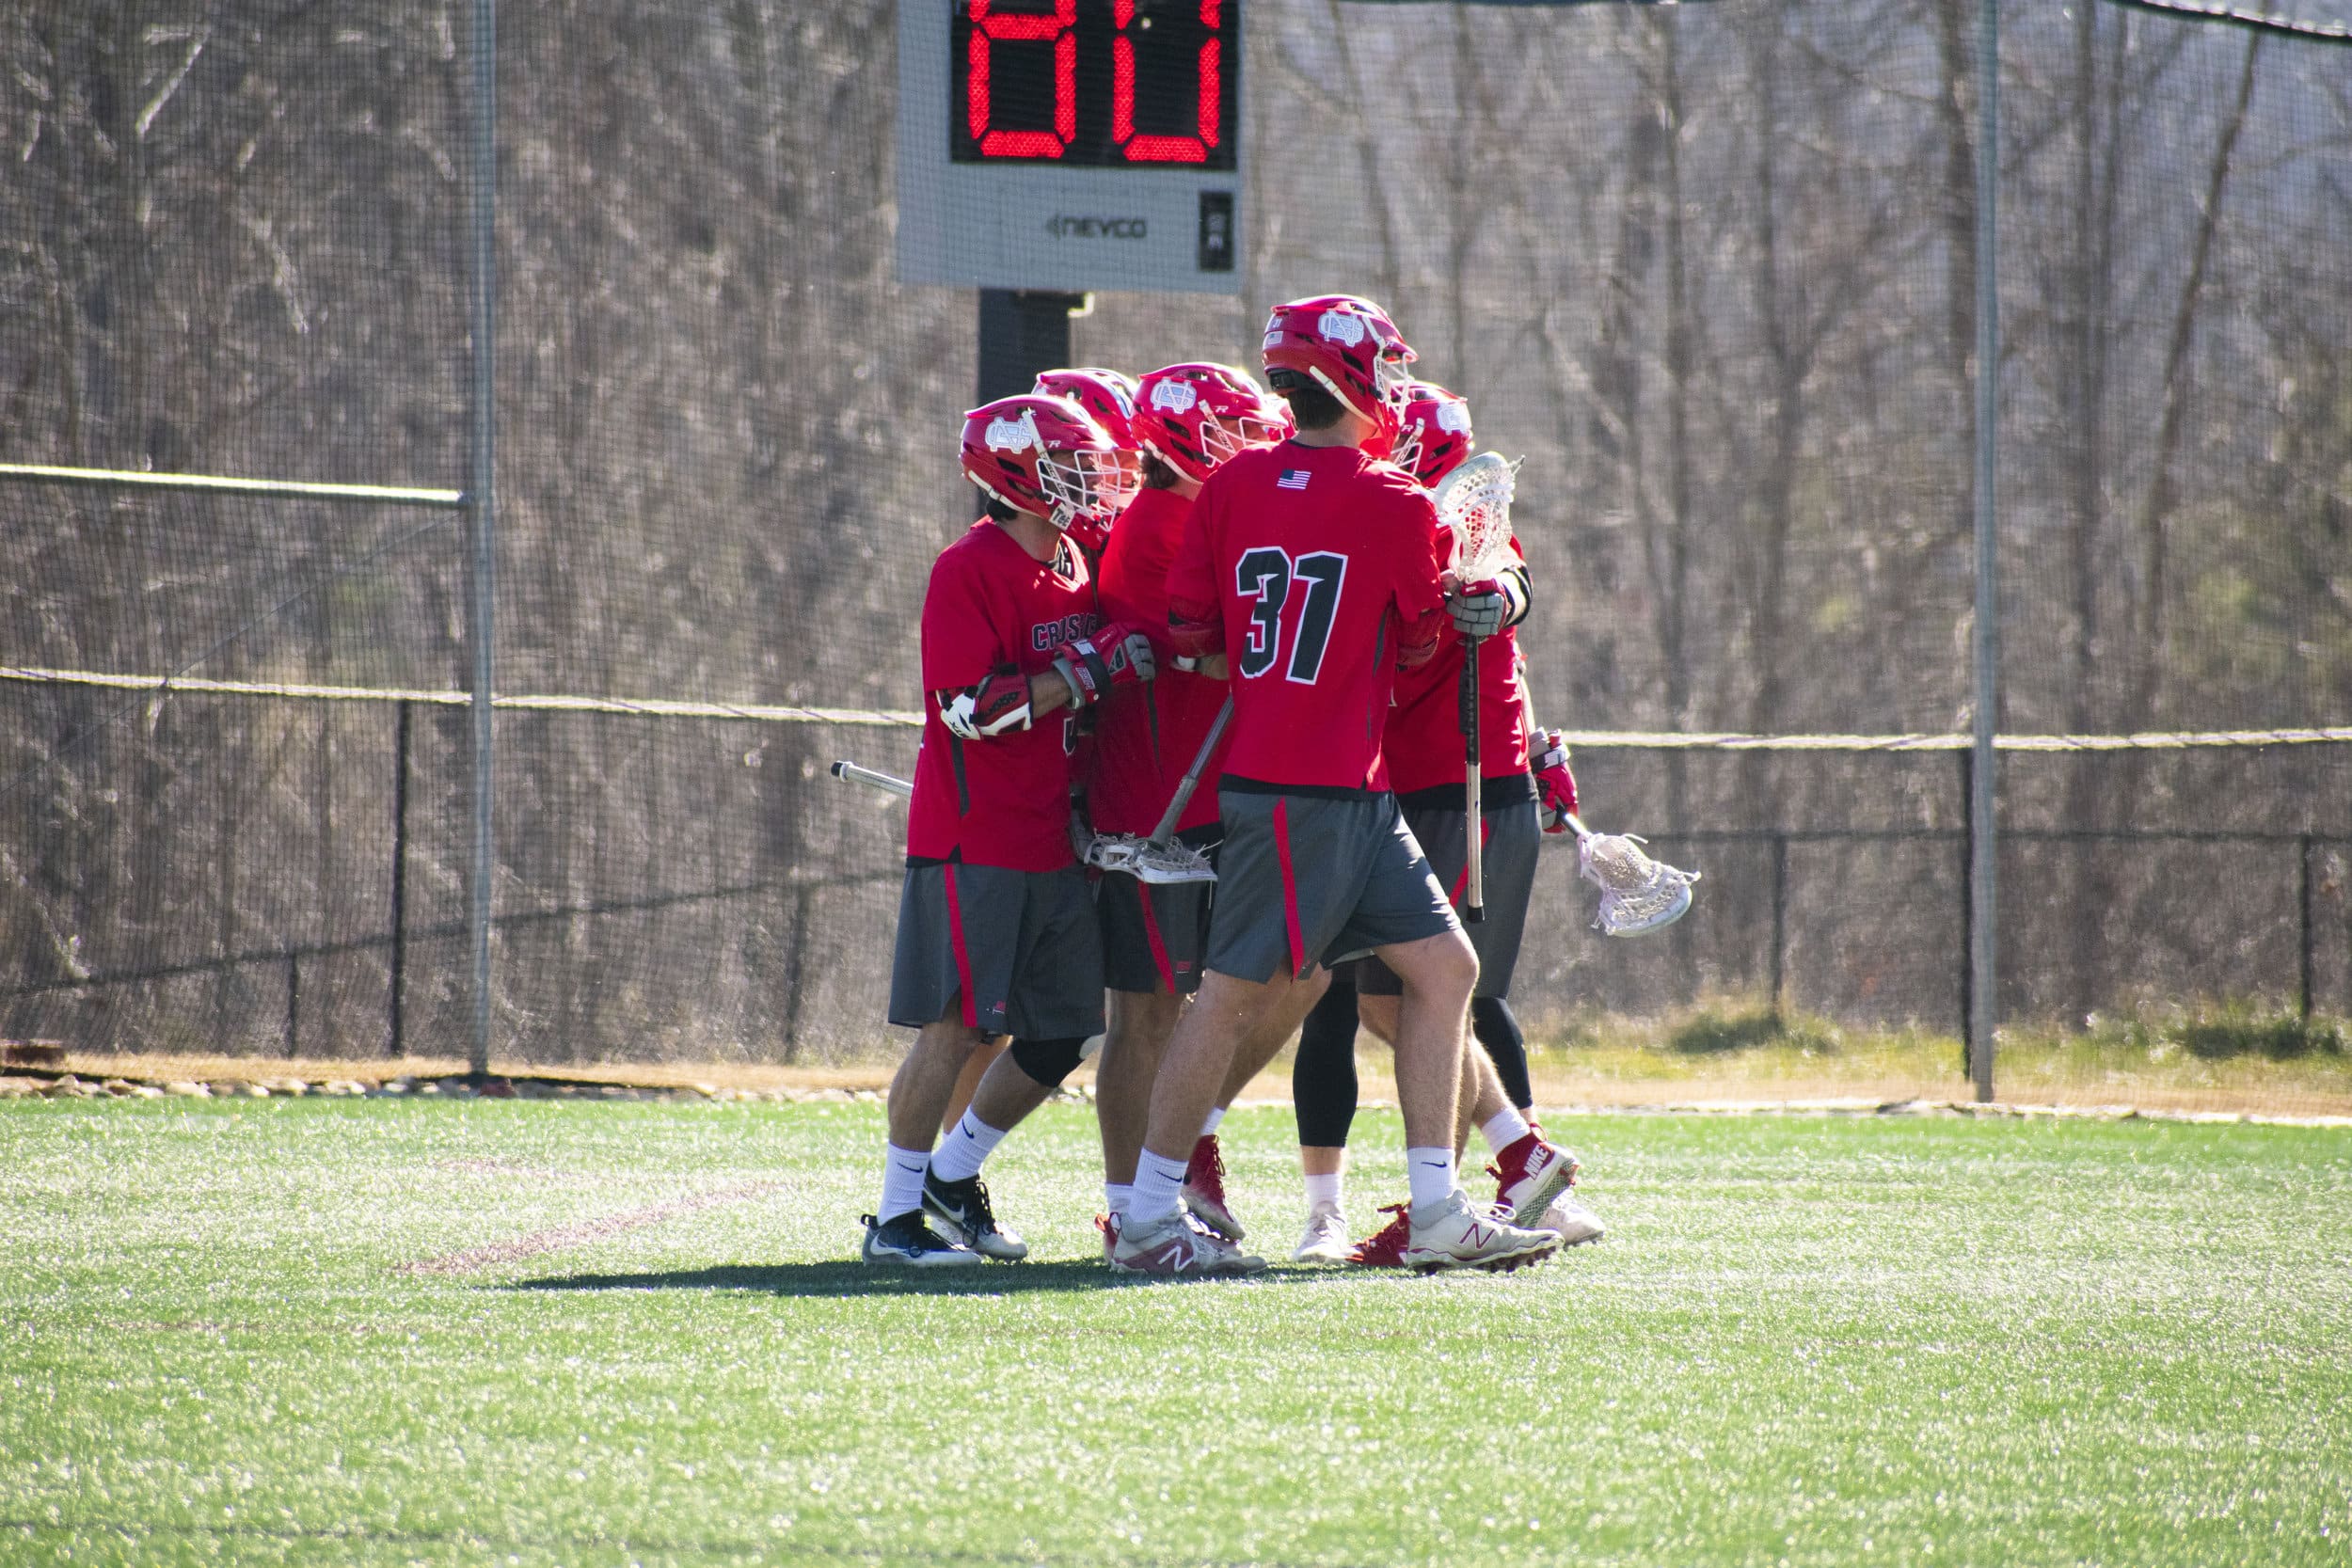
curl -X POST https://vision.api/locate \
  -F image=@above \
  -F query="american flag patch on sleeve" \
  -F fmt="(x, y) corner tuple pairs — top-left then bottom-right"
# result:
(1276, 469), (1311, 491)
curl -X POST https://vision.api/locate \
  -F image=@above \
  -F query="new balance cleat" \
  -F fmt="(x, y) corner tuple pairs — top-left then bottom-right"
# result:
(1488, 1132), (1581, 1229)
(1345, 1202), (1413, 1268)
(1292, 1202), (1352, 1264)
(922, 1171), (1029, 1260)
(1182, 1132), (1245, 1241)
(861, 1211), (986, 1268)
(1108, 1210), (1267, 1277)
(1538, 1194), (1607, 1246)
(1401, 1190), (1561, 1274)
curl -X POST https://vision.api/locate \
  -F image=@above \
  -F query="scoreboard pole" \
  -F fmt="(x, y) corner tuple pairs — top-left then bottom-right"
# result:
(977, 289), (1091, 404)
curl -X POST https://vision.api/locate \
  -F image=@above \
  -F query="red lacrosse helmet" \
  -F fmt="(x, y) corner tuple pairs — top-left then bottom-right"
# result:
(960, 394), (1140, 532)
(1132, 362), (1291, 483)
(1391, 382), (1475, 488)
(1261, 294), (1417, 441)
(1032, 367), (1141, 449)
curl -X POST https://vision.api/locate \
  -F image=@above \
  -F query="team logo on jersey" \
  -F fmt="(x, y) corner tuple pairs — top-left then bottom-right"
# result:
(1276, 469), (1311, 490)
(1317, 309), (1366, 347)
(984, 411), (1040, 454)
(1437, 403), (1472, 434)
(1150, 379), (1199, 415)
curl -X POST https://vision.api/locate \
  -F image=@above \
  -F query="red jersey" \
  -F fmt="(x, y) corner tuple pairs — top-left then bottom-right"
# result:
(908, 520), (1098, 871)
(1383, 540), (1534, 794)
(1168, 442), (1448, 792)
(1089, 486), (1231, 835)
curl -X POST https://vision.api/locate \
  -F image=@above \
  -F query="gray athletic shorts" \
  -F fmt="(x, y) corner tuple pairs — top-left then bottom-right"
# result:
(1203, 784), (1460, 985)
(1356, 788), (1540, 1000)
(1097, 825), (1219, 996)
(888, 861), (1104, 1038)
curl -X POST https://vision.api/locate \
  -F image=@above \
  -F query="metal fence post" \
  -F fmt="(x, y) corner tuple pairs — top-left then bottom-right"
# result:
(390, 699), (411, 1057)
(1967, 0), (2002, 1104)
(2299, 833), (2314, 1021)
(1770, 832), (1788, 1021)
(466, 0), (499, 1079)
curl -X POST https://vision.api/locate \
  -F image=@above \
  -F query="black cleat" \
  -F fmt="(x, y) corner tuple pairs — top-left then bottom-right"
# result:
(921, 1171), (1030, 1260)
(860, 1210), (985, 1268)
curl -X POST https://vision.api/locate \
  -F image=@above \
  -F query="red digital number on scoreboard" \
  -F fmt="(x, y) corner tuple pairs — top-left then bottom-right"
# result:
(955, 1), (1235, 169)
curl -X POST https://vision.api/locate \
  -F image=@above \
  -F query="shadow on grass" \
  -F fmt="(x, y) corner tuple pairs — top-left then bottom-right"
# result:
(507, 1259), (1328, 1297)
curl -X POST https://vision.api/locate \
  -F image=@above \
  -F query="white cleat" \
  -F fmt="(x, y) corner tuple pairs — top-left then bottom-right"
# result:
(1537, 1194), (1607, 1246)
(1107, 1210), (1268, 1278)
(1401, 1190), (1561, 1274)
(1292, 1202), (1352, 1263)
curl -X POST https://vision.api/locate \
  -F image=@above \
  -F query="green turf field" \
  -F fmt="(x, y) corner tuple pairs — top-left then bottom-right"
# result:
(2, 1098), (2346, 1567)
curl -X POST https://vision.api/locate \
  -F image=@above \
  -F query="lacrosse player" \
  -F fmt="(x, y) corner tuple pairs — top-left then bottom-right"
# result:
(1086, 362), (1292, 1250)
(1291, 385), (1603, 1265)
(863, 393), (1152, 1267)
(1107, 296), (1561, 1276)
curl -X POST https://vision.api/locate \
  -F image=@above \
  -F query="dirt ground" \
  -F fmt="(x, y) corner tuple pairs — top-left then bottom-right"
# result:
(8, 1048), (2347, 1123)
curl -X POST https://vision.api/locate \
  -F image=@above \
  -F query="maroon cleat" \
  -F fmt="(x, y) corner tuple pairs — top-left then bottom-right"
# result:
(1487, 1132), (1581, 1229)
(1345, 1202), (1413, 1268)
(1182, 1132), (1245, 1241)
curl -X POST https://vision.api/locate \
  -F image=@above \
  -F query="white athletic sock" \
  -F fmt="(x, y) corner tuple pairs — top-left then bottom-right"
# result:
(1406, 1148), (1458, 1212)
(928, 1110), (1008, 1183)
(1481, 1106), (1533, 1156)
(1200, 1105), (1226, 1138)
(1104, 1182), (1134, 1219)
(880, 1143), (931, 1222)
(1131, 1148), (1191, 1226)
(1303, 1172), (1343, 1212)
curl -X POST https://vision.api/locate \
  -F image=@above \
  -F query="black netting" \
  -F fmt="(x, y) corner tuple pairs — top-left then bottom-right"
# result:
(3, 0), (2348, 1081)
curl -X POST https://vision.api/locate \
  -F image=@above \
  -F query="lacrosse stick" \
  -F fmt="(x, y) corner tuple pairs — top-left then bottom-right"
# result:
(1431, 451), (1520, 925)
(1083, 695), (1232, 886)
(1561, 811), (1699, 938)
(829, 759), (912, 799)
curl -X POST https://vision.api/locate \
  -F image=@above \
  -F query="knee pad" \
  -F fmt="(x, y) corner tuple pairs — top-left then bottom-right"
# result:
(1009, 1035), (1089, 1088)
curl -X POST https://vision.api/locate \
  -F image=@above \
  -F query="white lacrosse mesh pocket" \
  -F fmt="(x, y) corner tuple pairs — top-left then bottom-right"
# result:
(1434, 452), (1519, 579)
(1086, 832), (1217, 886)
(1577, 832), (1698, 938)
(1042, 448), (1140, 530)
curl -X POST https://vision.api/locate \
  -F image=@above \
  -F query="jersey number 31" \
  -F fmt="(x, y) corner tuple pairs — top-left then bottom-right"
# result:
(1235, 547), (1349, 684)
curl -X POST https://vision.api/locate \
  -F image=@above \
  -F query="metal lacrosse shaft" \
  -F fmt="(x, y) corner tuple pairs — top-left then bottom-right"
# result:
(1144, 694), (1233, 847)
(829, 759), (913, 799)
(1461, 635), (1485, 923)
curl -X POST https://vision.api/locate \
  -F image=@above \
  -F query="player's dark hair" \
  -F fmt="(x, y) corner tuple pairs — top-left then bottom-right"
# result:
(1141, 453), (1184, 490)
(982, 496), (1020, 522)
(1268, 368), (1346, 432)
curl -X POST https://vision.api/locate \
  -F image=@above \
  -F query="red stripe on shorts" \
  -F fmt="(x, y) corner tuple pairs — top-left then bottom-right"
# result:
(1136, 880), (1178, 993)
(1447, 815), (1496, 910)
(1273, 798), (1305, 976)
(944, 864), (978, 1029)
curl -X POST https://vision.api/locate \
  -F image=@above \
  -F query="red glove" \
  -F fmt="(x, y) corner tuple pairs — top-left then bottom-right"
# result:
(1052, 618), (1156, 707)
(1168, 594), (1223, 660)
(1533, 730), (1579, 832)
(938, 663), (1033, 740)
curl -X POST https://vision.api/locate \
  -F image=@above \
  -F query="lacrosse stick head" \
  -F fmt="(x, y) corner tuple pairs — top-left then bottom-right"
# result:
(1577, 831), (1699, 938)
(1432, 450), (1519, 582)
(1085, 832), (1218, 887)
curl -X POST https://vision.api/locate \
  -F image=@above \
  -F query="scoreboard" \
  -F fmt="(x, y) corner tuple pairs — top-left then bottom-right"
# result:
(898, 2), (1245, 293)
